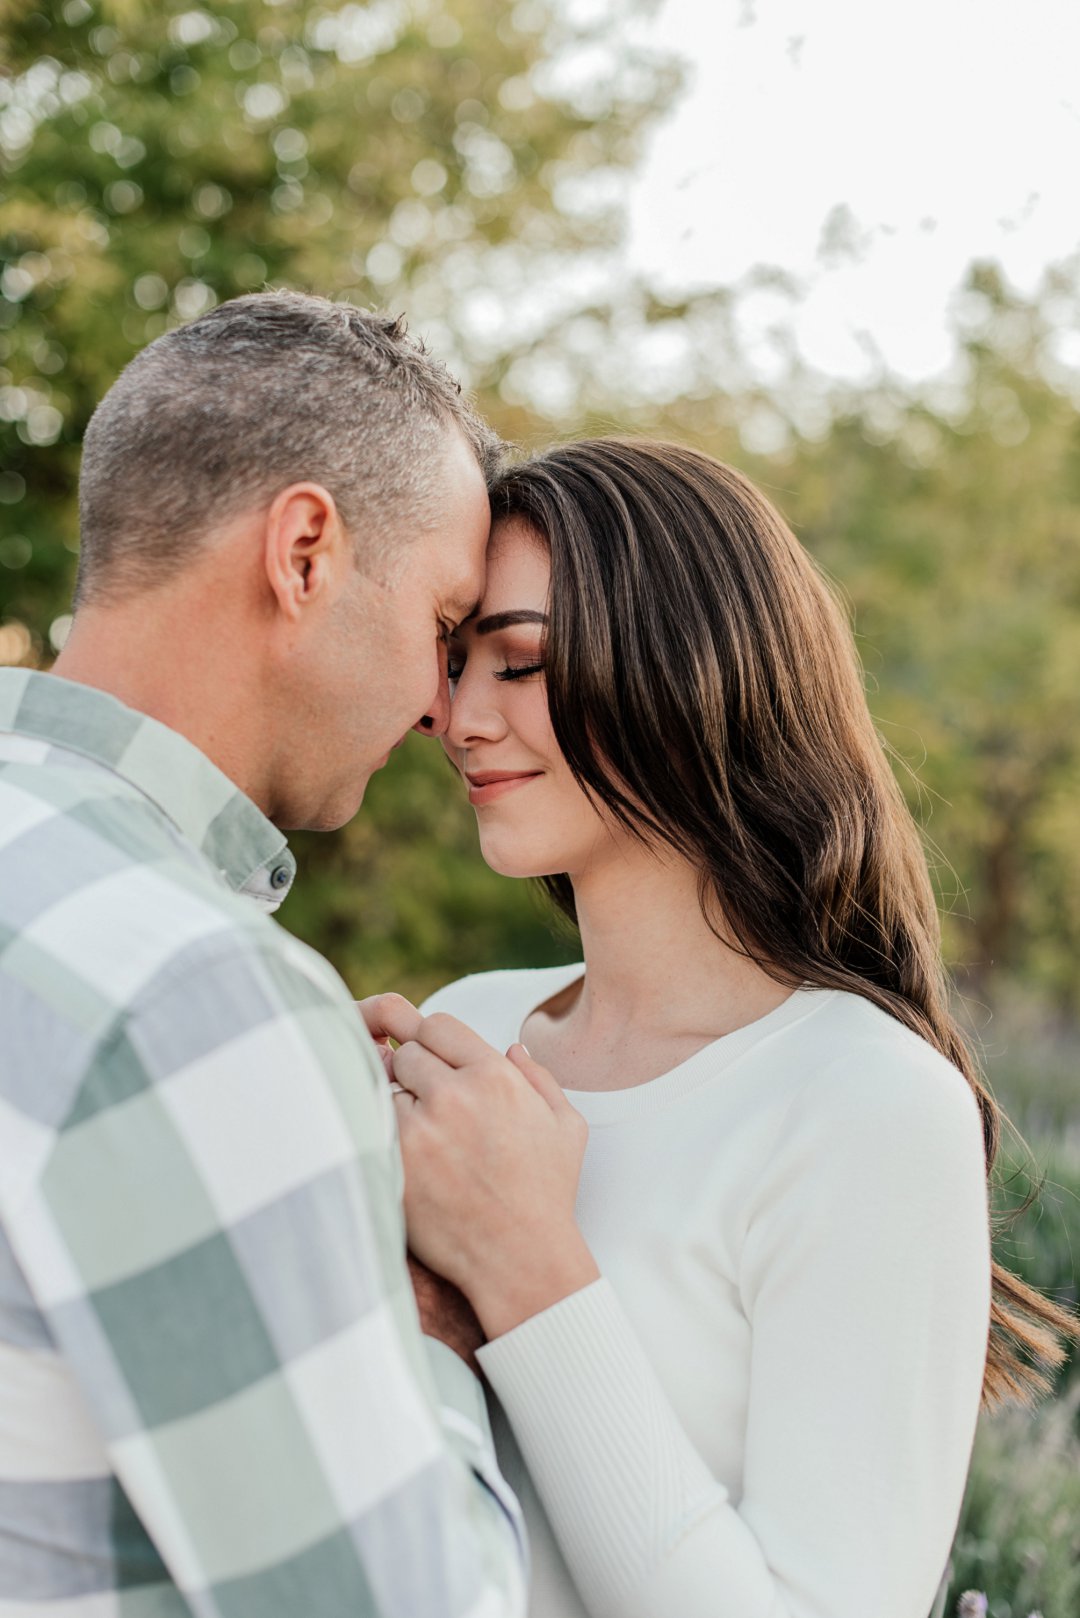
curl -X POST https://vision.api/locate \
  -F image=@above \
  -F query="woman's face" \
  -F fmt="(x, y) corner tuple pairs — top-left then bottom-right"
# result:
(442, 518), (616, 879)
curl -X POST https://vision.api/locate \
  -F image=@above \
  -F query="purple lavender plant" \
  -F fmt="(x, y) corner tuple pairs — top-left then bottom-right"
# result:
(954, 1597), (1044, 1618)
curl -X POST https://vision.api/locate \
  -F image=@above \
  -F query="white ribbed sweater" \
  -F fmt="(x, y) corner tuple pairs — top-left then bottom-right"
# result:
(422, 968), (991, 1618)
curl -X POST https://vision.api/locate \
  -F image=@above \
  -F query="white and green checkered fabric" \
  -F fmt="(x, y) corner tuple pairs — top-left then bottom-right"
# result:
(0, 669), (526, 1617)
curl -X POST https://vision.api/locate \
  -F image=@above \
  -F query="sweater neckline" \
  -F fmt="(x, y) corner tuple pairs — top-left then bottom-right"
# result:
(515, 964), (834, 1124)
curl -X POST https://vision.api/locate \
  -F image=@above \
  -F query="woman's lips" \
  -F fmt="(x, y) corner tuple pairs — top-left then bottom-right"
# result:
(466, 771), (543, 806)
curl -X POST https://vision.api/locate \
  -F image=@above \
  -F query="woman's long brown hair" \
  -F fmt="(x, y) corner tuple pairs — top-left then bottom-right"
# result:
(489, 436), (1076, 1408)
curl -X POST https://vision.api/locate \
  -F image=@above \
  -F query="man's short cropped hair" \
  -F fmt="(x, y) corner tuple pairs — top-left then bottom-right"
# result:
(75, 289), (503, 605)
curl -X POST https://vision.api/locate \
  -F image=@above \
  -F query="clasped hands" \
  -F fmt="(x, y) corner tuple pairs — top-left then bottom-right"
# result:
(357, 995), (598, 1346)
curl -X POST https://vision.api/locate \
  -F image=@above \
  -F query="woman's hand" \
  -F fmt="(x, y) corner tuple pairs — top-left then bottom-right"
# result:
(365, 995), (600, 1341)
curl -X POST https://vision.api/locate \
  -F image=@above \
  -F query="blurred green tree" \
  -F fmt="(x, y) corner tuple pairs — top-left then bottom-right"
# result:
(775, 264), (1080, 1012)
(0, 0), (675, 638)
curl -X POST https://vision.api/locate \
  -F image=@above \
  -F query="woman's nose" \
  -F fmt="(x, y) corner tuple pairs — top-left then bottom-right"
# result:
(444, 666), (507, 748)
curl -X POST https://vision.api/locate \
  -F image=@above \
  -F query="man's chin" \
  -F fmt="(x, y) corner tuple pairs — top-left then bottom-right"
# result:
(276, 776), (375, 834)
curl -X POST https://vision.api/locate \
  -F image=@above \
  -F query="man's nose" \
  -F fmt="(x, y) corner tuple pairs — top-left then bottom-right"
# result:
(413, 660), (452, 738)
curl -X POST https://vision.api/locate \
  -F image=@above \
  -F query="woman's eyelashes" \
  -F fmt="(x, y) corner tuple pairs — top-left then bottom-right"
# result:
(494, 661), (545, 682)
(446, 647), (546, 685)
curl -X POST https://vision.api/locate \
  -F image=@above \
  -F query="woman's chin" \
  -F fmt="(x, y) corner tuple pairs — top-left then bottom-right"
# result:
(477, 835), (565, 881)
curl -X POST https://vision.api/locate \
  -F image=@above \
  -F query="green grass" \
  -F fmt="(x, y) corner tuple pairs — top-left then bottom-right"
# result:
(943, 1382), (1080, 1617)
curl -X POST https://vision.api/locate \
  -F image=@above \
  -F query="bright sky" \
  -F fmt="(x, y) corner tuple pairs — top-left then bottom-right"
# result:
(620, 0), (1080, 384)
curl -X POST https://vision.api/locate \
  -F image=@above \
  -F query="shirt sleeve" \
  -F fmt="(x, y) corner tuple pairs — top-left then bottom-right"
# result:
(477, 1046), (990, 1618)
(12, 931), (527, 1617)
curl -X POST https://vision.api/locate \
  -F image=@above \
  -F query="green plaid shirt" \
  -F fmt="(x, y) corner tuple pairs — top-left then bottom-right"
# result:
(0, 669), (526, 1617)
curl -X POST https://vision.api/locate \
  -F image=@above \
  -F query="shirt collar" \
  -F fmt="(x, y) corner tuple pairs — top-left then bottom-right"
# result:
(0, 669), (296, 911)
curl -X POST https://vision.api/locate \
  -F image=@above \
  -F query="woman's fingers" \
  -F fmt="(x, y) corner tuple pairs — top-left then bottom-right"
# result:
(392, 1022), (569, 1121)
(357, 1001), (494, 1070)
(356, 1004), (568, 1128)
(391, 1085), (418, 1119)
(412, 1010), (498, 1066)
(387, 1022), (593, 1327)
(506, 1043), (572, 1115)
(393, 1037), (456, 1101)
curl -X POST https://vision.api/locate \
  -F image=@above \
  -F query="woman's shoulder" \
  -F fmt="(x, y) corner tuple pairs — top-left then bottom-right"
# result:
(420, 962), (585, 1029)
(776, 987), (982, 1145)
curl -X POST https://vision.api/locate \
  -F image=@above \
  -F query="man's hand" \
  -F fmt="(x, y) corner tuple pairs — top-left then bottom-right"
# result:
(408, 1252), (485, 1374)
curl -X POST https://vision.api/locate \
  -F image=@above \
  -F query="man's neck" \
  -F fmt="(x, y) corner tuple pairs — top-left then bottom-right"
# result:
(52, 601), (272, 813)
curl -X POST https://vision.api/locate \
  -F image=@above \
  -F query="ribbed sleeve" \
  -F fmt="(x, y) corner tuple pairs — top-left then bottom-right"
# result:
(477, 1280), (779, 1618)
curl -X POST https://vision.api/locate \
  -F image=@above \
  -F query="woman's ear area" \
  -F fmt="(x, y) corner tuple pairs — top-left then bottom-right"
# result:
(262, 482), (351, 620)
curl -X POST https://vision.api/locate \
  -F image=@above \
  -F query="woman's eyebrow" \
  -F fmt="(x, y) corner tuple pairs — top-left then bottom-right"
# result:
(473, 609), (549, 636)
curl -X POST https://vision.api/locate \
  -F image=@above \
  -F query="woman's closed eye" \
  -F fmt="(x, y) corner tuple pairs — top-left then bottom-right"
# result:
(447, 650), (546, 684)
(494, 661), (545, 682)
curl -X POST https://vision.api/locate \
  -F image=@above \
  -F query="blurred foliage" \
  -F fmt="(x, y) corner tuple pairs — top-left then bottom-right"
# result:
(770, 266), (1080, 1013)
(0, 0), (675, 644)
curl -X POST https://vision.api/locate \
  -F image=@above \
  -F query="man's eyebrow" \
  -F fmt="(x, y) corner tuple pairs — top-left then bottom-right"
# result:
(472, 609), (549, 636)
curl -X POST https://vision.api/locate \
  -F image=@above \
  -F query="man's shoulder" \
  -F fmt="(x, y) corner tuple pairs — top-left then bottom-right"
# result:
(0, 740), (202, 889)
(0, 754), (360, 1197)
(1, 904), (367, 1214)
(0, 748), (269, 999)
(0, 846), (349, 1073)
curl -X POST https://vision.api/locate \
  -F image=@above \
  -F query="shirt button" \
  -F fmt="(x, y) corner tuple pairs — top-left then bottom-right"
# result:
(270, 865), (291, 889)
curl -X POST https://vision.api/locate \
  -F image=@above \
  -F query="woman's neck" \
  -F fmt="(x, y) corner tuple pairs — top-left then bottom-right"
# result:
(529, 843), (793, 1092)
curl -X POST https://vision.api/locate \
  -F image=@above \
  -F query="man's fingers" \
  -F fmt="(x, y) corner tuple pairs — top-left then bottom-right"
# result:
(358, 992), (423, 1047)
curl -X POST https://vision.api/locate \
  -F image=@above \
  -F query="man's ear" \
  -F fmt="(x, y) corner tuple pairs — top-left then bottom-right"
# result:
(263, 483), (349, 620)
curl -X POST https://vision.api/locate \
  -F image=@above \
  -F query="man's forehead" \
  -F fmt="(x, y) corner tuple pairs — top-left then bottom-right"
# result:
(439, 564), (484, 623)
(437, 547), (487, 622)
(445, 595), (480, 625)
(420, 447), (489, 616)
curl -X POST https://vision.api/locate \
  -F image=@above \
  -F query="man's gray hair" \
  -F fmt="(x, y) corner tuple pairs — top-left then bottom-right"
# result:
(75, 290), (502, 605)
